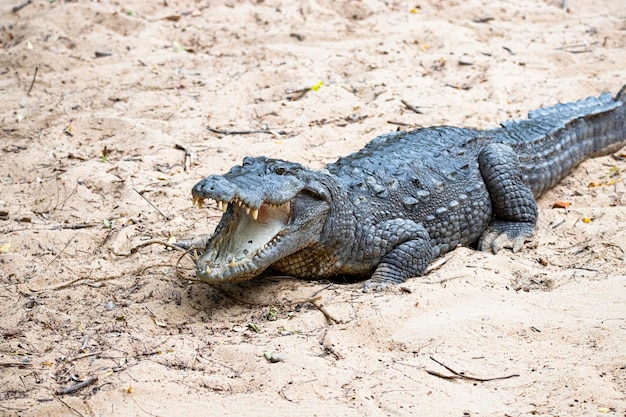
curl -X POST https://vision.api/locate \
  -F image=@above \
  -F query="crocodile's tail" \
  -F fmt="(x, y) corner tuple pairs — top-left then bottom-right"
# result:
(494, 85), (626, 197)
(583, 85), (626, 158)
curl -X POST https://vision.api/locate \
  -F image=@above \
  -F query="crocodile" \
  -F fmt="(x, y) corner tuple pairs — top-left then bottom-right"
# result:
(182, 85), (626, 290)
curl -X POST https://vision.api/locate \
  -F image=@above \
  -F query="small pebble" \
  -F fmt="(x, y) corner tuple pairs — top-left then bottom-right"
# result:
(264, 351), (285, 363)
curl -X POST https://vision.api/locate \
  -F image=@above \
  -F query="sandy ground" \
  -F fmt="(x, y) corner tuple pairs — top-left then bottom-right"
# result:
(1, 0), (625, 416)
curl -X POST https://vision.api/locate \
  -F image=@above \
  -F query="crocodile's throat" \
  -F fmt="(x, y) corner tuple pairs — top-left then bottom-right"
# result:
(191, 195), (294, 282)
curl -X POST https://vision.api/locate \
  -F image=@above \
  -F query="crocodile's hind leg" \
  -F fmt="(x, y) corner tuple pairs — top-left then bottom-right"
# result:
(477, 143), (538, 253)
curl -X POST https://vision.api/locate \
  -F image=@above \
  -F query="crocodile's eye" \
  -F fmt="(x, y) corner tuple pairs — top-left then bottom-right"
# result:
(274, 167), (286, 175)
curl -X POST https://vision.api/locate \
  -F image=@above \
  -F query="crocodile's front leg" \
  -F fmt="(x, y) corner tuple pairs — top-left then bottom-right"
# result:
(362, 219), (433, 291)
(477, 143), (538, 253)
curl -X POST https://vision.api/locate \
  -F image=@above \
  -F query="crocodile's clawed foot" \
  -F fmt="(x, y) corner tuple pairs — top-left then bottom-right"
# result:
(478, 220), (535, 254)
(362, 279), (390, 292)
(479, 230), (526, 253)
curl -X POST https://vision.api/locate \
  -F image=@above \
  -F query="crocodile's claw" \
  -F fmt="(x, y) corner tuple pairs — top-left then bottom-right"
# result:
(478, 220), (535, 254)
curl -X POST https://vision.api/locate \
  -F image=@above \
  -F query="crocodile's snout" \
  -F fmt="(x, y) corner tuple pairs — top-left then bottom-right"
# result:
(191, 175), (237, 208)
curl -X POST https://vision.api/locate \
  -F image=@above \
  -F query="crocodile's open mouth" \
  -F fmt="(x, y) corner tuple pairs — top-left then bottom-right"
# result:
(191, 195), (293, 281)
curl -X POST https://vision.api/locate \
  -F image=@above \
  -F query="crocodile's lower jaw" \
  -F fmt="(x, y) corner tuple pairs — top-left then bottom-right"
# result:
(194, 201), (292, 282)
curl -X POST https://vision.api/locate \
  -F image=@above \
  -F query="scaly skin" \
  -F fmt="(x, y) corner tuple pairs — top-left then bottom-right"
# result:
(180, 85), (626, 289)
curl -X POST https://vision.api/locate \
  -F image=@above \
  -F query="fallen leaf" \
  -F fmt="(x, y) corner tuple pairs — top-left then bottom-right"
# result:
(153, 319), (167, 327)
(581, 216), (591, 223)
(608, 166), (620, 177)
(0, 242), (10, 253)
(162, 15), (181, 22)
(309, 80), (324, 91)
(264, 351), (285, 363)
(552, 201), (570, 209)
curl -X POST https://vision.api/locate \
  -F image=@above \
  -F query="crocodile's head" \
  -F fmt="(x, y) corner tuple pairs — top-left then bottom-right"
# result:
(190, 156), (332, 282)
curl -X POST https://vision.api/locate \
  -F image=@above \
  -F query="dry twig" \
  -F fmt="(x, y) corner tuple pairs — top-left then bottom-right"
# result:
(310, 299), (343, 324)
(0, 361), (32, 368)
(46, 232), (78, 267)
(207, 126), (286, 136)
(387, 120), (413, 127)
(175, 143), (194, 172)
(26, 66), (38, 95)
(12, 0), (31, 13)
(56, 375), (98, 395)
(427, 356), (519, 382)
(130, 239), (187, 254)
(67, 351), (103, 363)
(400, 99), (424, 114)
(132, 188), (169, 220)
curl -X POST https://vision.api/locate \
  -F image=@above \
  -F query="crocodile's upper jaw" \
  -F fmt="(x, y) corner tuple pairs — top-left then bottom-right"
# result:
(192, 192), (329, 282)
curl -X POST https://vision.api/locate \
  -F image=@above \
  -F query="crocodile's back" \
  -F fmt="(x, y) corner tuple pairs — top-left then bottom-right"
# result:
(492, 87), (626, 197)
(326, 126), (488, 219)
(326, 126), (492, 255)
(327, 126), (483, 182)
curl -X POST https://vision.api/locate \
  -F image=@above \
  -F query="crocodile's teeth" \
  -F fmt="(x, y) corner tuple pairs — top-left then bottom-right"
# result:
(238, 200), (243, 207)
(246, 207), (251, 215)
(251, 208), (259, 220)
(217, 200), (223, 211)
(222, 202), (228, 212)
(197, 198), (203, 209)
(193, 249), (199, 261)
(229, 258), (236, 268)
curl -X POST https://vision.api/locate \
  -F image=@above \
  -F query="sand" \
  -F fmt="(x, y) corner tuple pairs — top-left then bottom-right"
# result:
(0, 0), (625, 415)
